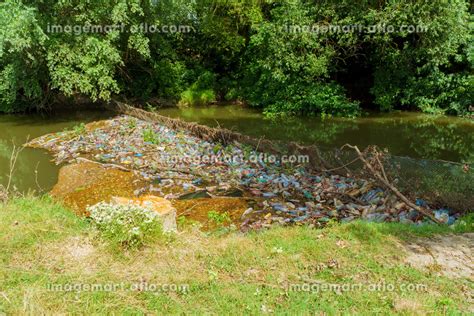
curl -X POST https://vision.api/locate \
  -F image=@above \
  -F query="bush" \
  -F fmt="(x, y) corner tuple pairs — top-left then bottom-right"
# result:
(0, 0), (471, 117)
(241, 1), (360, 117)
(179, 71), (216, 106)
(88, 202), (163, 248)
(262, 82), (360, 117)
(369, 0), (473, 115)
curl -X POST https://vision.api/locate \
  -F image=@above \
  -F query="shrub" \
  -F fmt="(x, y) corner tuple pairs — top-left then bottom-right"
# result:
(142, 127), (161, 144)
(207, 210), (231, 226)
(88, 202), (163, 248)
(179, 71), (216, 106)
(262, 82), (361, 117)
(241, 1), (361, 117)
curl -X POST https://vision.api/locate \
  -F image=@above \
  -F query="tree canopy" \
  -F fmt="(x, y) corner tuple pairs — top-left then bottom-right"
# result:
(0, 0), (472, 116)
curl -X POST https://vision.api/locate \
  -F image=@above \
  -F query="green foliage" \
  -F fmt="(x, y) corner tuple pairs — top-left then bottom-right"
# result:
(142, 127), (160, 144)
(369, 0), (473, 116)
(47, 37), (122, 101)
(207, 210), (231, 226)
(240, 1), (359, 116)
(67, 123), (87, 137)
(262, 82), (361, 117)
(127, 117), (137, 129)
(0, 0), (472, 117)
(0, 1), (47, 112)
(179, 71), (216, 106)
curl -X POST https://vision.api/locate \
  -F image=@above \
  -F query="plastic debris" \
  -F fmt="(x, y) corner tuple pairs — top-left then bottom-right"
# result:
(434, 209), (451, 224)
(28, 115), (462, 230)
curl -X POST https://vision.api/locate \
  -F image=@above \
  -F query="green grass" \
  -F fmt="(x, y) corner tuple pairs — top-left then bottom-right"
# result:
(0, 196), (472, 314)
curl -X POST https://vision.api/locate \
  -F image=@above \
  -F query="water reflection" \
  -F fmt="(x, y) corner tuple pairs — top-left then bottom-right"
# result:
(158, 106), (474, 163)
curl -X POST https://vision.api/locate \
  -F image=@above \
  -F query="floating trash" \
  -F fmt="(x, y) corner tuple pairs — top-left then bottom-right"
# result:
(27, 115), (460, 229)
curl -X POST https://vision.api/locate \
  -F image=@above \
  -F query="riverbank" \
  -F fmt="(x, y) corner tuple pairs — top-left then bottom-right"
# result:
(26, 113), (470, 228)
(0, 196), (472, 314)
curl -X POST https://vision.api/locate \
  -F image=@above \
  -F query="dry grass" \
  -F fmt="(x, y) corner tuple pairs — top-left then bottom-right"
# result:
(1, 196), (473, 314)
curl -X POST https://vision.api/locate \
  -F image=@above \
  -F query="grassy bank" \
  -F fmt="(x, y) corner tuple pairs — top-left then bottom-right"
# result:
(0, 196), (472, 314)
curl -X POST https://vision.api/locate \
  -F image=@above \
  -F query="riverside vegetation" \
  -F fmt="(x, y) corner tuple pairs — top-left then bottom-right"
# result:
(0, 0), (472, 116)
(1, 0), (473, 314)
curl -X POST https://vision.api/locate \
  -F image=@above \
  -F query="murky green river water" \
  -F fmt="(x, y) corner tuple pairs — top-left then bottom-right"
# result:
(0, 110), (113, 193)
(159, 106), (474, 162)
(1, 106), (472, 192)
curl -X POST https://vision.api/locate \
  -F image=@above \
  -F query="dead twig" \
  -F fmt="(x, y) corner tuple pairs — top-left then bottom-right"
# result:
(322, 156), (361, 173)
(34, 161), (44, 194)
(342, 144), (441, 224)
(6, 140), (26, 193)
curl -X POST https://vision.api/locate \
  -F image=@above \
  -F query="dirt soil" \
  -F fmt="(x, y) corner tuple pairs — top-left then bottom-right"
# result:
(404, 233), (473, 280)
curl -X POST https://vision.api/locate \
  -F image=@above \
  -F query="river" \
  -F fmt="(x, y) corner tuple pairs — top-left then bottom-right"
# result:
(0, 105), (472, 192)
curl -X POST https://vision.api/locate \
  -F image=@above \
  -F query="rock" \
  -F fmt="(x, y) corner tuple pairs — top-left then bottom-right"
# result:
(111, 195), (177, 232)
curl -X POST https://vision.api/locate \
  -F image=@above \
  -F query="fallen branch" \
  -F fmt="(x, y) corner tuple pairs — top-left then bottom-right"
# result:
(322, 156), (361, 173)
(342, 144), (441, 224)
(76, 157), (131, 172)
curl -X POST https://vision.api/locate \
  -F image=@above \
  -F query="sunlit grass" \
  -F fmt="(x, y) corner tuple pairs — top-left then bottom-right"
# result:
(0, 196), (472, 314)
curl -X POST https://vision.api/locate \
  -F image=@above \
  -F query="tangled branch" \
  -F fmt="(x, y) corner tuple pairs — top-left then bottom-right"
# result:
(342, 144), (441, 224)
